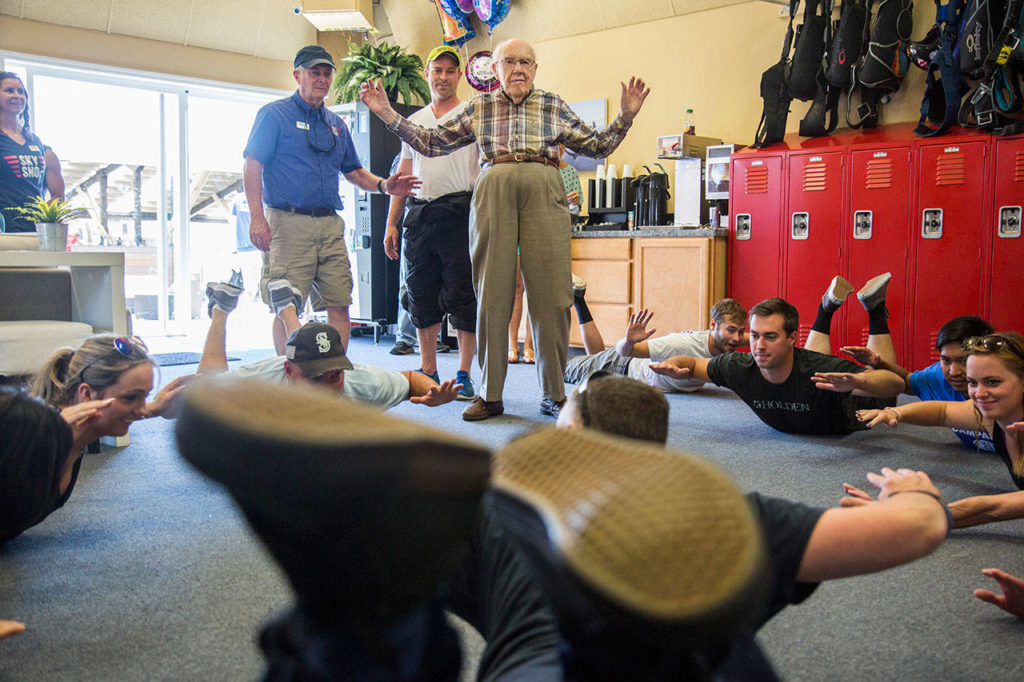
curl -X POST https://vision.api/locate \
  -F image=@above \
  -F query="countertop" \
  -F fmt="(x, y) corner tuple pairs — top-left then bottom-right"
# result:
(573, 226), (728, 238)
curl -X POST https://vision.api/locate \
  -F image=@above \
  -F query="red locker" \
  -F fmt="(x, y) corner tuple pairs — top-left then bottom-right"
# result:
(783, 150), (845, 345)
(986, 134), (1024, 333)
(844, 144), (913, 366)
(728, 154), (785, 307)
(910, 136), (988, 368)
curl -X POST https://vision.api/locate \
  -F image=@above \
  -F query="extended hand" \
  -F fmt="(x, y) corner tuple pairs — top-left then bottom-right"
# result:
(625, 308), (656, 345)
(856, 407), (900, 428)
(0, 620), (25, 641)
(840, 482), (876, 507)
(869, 466), (943, 502)
(359, 78), (393, 117)
(386, 172), (422, 197)
(383, 226), (400, 260)
(61, 398), (115, 433)
(620, 76), (650, 121)
(840, 345), (880, 368)
(410, 378), (461, 407)
(249, 214), (272, 252)
(1006, 421), (1024, 433)
(648, 358), (691, 380)
(974, 568), (1024, 618)
(811, 371), (862, 393)
(567, 191), (581, 208)
(147, 375), (193, 419)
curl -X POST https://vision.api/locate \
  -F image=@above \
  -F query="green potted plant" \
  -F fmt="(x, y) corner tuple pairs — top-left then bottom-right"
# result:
(331, 41), (430, 105)
(14, 196), (81, 251)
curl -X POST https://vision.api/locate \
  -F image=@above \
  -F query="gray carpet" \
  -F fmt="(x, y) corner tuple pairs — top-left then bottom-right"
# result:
(2, 334), (1023, 680)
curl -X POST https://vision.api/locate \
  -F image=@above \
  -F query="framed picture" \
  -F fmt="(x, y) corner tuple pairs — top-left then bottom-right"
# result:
(705, 144), (734, 200)
(564, 98), (607, 171)
(657, 134), (683, 159)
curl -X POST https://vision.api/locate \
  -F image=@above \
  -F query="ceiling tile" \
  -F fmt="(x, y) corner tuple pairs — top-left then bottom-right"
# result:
(20, 0), (112, 32)
(186, 0), (260, 54)
(597, 0), (675, 29)
(255, 1), (319, 61)
(109, 0), (189, 45)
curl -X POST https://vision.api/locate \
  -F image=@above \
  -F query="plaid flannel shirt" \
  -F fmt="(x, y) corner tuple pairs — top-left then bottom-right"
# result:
(388, 88), (632, 167)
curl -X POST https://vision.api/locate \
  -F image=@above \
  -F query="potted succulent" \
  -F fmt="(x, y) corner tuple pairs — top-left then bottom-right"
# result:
(331, 41), (430, 105)
(14, 196), (81, 251)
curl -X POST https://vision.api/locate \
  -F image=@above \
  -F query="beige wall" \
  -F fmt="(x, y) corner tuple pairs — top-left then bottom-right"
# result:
(0, 15), (296, 91)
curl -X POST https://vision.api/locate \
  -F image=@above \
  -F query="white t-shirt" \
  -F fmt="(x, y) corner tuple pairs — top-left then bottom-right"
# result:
(628, 330), (713, 393)
(232, 357), (410, 410)
(401, 102), (480, 201)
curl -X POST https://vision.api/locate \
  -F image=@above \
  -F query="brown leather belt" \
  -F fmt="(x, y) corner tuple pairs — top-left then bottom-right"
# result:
(485, 153), (559, 169)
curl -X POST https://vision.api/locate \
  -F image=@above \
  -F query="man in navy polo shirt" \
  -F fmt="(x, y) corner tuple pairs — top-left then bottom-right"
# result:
(243, 45), (420, 354)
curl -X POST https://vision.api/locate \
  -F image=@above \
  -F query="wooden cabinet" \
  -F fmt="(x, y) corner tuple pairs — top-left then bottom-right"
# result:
(568, 236), (726, 346)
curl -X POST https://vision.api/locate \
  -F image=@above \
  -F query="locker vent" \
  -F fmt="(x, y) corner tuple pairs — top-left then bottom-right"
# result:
(865, 158), (893, 189)
(802, 162), (827, 191)
(935, 154), (966, 186)
(745, 165), (769, 194)
(928, 331), (941, 362)
(1015, 150), (1024, 182)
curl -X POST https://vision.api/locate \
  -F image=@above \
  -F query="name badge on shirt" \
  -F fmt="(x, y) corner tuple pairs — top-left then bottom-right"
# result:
(296, 121), (310, 130)
(330, 126), (340, 136)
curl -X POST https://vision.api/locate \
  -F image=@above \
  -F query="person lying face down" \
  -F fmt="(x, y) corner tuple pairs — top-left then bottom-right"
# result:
(174, 374), (952, 681)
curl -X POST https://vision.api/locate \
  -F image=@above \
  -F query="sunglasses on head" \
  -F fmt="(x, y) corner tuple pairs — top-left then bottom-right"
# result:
(962, 335), (1024, 361)
(78, 336), (147, 382)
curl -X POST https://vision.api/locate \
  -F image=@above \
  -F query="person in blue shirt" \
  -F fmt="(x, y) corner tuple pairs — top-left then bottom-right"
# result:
(842, 315), (995, 450)
(243, 45), (420, 355)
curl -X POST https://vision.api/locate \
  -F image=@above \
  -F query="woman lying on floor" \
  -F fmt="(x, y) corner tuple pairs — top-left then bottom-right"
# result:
(0, 335), (185, 547)
(846, 331), (1024, 619)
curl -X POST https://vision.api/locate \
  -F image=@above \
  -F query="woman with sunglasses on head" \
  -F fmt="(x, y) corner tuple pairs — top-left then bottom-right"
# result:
(0, 71), (65, 233)
(847, 332), (1024, 528)
(21, 336), (188, 523)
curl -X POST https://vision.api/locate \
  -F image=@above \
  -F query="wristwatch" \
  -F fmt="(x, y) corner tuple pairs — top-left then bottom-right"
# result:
(377, 178), (387, 195)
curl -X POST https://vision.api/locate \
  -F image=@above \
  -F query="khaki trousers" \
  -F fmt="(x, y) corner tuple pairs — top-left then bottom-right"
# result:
(470, 163), (572, 402)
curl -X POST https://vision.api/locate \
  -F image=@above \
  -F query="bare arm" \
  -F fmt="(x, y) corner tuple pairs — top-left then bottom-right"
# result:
(384, 157), (413, 261)
(950, 490), (1024, 528)
(839, 346), (911, 390)
(402, 371), (460, 407)
(647, 356), (711, 383)
(856, 398), (979, 430)
(242, 158), (270, 252)
(797, 467), (948, 582)
(343, 167), (421, 197)
(43, 148), (65, 200)
(614, 308), (656, 358)
(811, 368), (905, 398)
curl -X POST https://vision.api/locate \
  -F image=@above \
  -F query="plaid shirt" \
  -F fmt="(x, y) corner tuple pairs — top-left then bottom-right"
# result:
(388, 88), (632, 167)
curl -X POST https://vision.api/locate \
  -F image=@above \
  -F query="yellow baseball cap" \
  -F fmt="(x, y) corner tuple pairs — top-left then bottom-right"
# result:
(427, 45), (461, 67)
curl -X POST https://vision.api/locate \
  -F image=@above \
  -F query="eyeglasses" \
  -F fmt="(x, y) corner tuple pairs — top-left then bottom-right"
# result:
(963, 335), (1024, 361)
(499, 57), (536, 70)
(306, 112), (337, 154)
(78, 336), (147, 383)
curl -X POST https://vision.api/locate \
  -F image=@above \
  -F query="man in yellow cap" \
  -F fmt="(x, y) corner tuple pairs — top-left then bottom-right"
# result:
(384, 45), (480, 402)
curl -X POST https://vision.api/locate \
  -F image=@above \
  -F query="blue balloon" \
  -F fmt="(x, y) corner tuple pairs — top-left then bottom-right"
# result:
(474, 0), (511, 30)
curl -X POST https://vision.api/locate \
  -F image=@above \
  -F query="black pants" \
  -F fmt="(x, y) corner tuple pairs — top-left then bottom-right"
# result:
(403, 191), (476, 332)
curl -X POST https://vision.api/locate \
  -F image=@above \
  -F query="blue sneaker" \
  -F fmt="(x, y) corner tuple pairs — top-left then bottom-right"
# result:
(455, 370), (475, 401)
(415, 368), (440, 384)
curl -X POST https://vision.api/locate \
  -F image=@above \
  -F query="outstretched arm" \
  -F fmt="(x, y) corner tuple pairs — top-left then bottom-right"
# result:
(359, 77), (400, 126)
(839, 345), (911, 390)
(648, 356), (711, 383)
(974, 569), (1024, 618)
(614, 308), (656, 358)
(798, 467), (949, 582)
(810, 368), (904, 398)
(344, 167), (421, 197)
(855, 398), (979, 431)
(619, 76), (650, 123)
(949, 490), (1024, 528)
(403, 372), (461, 407)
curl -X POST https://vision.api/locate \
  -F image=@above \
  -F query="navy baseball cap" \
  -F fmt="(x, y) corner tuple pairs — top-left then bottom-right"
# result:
(294, 45), (335, 69)
(286, 323), (353, 378)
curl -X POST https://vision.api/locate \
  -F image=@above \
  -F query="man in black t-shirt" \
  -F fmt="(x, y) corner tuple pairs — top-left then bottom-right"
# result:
(651, 297), (904, 435)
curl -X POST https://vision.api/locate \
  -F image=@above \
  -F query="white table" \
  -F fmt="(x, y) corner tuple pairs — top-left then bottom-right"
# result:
(0, 250), (128, 334)
(0, 250), (130, 445)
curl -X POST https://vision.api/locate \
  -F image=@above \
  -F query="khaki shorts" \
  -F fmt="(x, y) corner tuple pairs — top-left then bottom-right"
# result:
(260, 208), (353, 311)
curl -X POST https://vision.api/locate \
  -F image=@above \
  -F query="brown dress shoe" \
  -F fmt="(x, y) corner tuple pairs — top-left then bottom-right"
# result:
(462, 396), (505, 421)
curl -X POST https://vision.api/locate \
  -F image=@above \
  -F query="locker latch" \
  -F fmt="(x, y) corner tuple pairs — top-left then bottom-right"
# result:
(853, 211), (873, 240)
(735, 213), (751, 241)
(791, 212), (809, 240)
(922, 209), (943, 239)
(998, 206), (1021, 238)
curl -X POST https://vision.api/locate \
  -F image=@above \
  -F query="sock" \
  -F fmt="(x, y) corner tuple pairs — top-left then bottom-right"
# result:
(868, 304), (890, 335)
(811, 304), (834, 335)
(573, 294), (593, 325)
